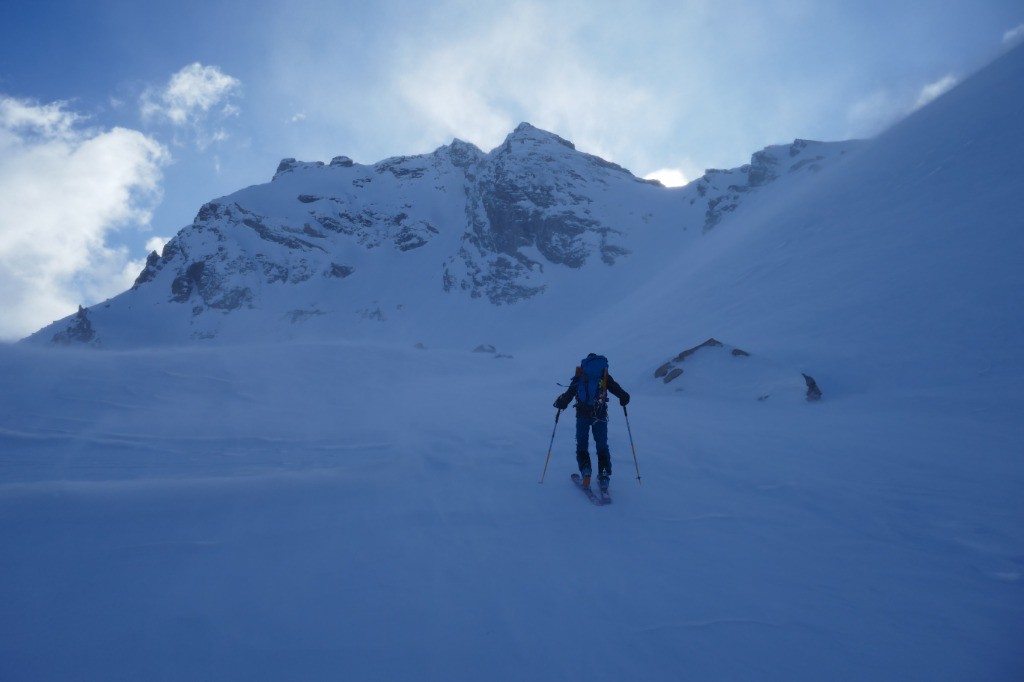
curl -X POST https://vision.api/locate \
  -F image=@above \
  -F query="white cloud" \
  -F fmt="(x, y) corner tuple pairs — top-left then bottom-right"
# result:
(0, 96), (168, 341)
(643, 168), (690, 187)
(913, 75), (957, 110)
(0, 97), (80, 137)
(141, 63), (241, 148)
(145, 236), (170, 255)
(1004, 23), (1024, 45)
(393, 3), (670, 166)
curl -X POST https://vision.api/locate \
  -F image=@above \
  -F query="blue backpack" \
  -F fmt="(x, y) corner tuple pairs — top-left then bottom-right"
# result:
(576, 354), (609, 406)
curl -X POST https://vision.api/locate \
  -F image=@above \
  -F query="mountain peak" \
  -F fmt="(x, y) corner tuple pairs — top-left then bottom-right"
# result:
(503, 122), (576, 150)
(436, 138), (485, 168)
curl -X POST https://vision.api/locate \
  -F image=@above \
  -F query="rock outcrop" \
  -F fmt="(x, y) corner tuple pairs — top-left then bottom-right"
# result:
(653, 338), (820, 403)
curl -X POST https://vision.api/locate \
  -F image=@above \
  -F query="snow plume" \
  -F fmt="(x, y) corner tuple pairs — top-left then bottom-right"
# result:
(848, 73), (958, 135)
(394, 2), (669, 167)
(913, 75), (958, 110)
(0, 96), (167, 341)
(1004, 23), (1024, 45)
(141, 63), (241, 148)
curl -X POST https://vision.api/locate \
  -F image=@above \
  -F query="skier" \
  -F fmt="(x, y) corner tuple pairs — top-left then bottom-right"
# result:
(553, 353), (630, 492)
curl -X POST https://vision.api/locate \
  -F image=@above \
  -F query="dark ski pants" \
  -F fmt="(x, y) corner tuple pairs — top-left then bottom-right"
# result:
(575, 417), (611, 478)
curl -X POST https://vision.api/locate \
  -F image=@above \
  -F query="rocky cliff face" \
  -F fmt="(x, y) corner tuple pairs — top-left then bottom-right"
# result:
(32, 123), (861, 346)
(694, 138), (857, 231)
(444, 123), (643, 304)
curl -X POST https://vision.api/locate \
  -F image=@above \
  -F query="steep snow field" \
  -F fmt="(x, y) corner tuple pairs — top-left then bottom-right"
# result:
(2, 44), (1023, 682)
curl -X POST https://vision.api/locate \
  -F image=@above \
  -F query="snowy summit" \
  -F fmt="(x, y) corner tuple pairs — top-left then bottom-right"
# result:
(29, 122), (858, 349)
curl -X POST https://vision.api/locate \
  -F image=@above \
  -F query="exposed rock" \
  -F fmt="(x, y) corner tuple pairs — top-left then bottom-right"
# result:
(170, 261), (205, 303)
(473, 344), (497, 353)
(747, 148), (781, 187)
(208, 286), (253, 311)
(273, 158), (325, 180)
(287, 309), (325, 323)
(376, 157), (427, 179)
(802, 373), (823, 401)
(358, 305), (386, 321)
(238, 206), (324, 252)
(133, 250), (161, 289)
(327, 263), (355, 279)
(445, 139), (485, 168)
(51, 306), (97, 346)
(196, 201), (224, 222)
(664, 368), (683, 383)
(311, 207), (439, 252)
(330, 156), (354, 168)
(673, 337), (726, 363)
(275, 158), (297, 176)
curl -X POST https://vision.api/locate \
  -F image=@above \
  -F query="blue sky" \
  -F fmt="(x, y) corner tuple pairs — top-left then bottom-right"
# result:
(1, 0), (1022, 339)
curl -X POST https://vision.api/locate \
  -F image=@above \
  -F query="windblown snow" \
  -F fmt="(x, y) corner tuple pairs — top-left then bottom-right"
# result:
(2, 45), (1022, 682)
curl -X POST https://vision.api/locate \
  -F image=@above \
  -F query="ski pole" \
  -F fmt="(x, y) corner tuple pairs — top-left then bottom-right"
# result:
(623, 405), (642, 485)
(539, 409), (562, 483)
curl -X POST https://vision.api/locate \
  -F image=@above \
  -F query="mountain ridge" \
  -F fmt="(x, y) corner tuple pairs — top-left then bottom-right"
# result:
(28, 125), (860, 348)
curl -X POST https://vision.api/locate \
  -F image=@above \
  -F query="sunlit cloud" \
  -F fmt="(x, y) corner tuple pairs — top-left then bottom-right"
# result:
(1004, 23), (1024, 45)
(644, 168), (690, 188)
(0, 96), (168, 340)
(393, 3), (670, 166)
(141, 62), (241, 149)
(142, 62), (240, 125)
(145, 236), (171, 255)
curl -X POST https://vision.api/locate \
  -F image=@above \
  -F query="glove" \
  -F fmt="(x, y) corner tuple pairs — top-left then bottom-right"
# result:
(619, 393), (630, 407)
(554, 395), (571, 410)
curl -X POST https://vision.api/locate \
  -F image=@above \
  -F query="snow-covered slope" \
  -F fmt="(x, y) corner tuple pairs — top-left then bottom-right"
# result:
(3, 44), (1023, 682)
(590, 41), (1024, 401)
(27, 124), (859, 349)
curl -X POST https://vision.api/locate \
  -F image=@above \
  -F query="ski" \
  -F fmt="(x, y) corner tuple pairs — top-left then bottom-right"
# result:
(571, 473), (609, 505)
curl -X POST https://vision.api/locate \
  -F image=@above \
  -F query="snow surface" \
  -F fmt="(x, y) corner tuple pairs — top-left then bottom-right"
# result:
(2, 45), (1023, 681)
